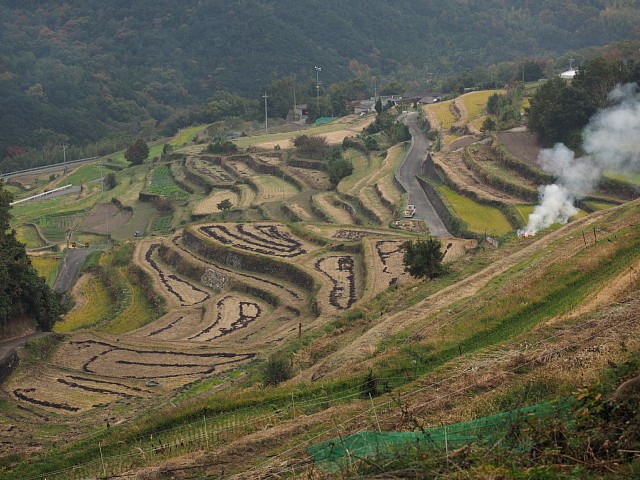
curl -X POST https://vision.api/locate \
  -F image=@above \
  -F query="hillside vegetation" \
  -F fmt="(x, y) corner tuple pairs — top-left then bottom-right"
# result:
(1, 62), (640, 477)
(1, 0), (639, 167)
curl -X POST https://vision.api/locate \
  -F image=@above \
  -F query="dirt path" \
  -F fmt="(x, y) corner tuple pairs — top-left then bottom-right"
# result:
(298, 208), (614, 381)
(435, 151), (524, 204)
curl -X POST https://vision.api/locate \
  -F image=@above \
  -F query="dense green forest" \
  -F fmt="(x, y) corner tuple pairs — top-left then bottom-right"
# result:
(1, 0), (639, 169)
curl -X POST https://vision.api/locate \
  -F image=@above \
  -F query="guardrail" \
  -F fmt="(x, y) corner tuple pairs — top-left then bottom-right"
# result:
(0, 156), (100, 179)
(9, 184), (73, 206)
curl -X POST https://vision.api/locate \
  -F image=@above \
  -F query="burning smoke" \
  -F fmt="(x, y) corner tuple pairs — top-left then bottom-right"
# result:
(521, 82), (640, 236)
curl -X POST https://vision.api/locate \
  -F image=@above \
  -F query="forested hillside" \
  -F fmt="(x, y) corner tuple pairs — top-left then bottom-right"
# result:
(1, 0), (639, 165)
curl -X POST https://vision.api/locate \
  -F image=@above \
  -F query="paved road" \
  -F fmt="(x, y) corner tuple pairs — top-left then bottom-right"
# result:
(53, 248), (92, 292)
(0, 332), (52, 364)
(399, 113), (452, 237)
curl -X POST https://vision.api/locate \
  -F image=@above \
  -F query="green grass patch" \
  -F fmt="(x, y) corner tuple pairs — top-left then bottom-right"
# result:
(58, 163), (102, 187)
(440, 185), (512, 235)
(169, 125), (206, 146)
(582, 200), (618, 212)
(148, 165), (189, 200)
(30, 256), (61, 286)
(149, 213), (173, 235)
(604, 171), (640, 186)
(15, 224), (46, 247)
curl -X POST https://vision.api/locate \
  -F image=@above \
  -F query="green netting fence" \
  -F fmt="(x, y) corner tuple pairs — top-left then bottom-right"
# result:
(308, 398), (576, 472)
(315, 116), (337, 126)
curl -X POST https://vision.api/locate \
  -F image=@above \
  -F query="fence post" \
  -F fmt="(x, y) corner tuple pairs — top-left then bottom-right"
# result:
(204, 415), (210, 451)
(99, 441), (107, 478)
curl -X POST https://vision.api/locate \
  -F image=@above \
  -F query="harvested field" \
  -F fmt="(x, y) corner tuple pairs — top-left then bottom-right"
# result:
(313, 255), (358, 311)
(171, 234), (304, 305)
(435, 151), (524, 204)
(313, 193), (353, 224)
(198, 223), (310, 258)
(287, 166), (332, 190)
(78, 202), (132, 234)
(250, 175), (299, 203)
(192, 190), (239, 215)
(187, 295), (264, 342)
(186, 157), (234, 183)
(366, 239), (412, 294)
(143, 243), (210, 306)
(447, 135), (478, 152)
(124, 311), (205, 342)
(254, 121), (375, 150)
(331, 229), (391, 240)
(442, 238), (478, 262)
(58, 337), (255, 385)
(497, 129), (541, 168)
(287, 203), (312, 220)
(10, 366), (152, 414)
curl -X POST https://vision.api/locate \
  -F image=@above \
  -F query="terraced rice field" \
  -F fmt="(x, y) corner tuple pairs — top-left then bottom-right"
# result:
(250, 175), (299, 203)
(186, 158), (234, 184)
(313, 254), (358, 312)
(143, 242), (210, 307)
(197, 223), (311, 258)
(8, 336), (256, 413)
(313, 192), (354, 224)
(16, 224), (46, 247)
(440, 185), (512, 235)
(192, 189), (239, 215)
(424, 100), (457, 130)
(30, 255), (60, 285)
(459, 90), (504, 119)
(186, 295), (264, 342)
(55, 275), (112, 332)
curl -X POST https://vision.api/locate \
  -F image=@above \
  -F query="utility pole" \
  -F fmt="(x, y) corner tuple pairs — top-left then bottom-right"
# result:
(315, 65), (321, 111)
(99, 159), (104, 199)
(60, 144), (68, 173)
(263, 92), (268, 134)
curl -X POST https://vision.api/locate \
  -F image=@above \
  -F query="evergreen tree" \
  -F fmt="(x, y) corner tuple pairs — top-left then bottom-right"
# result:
(0, 183), (63, 332)
(402, 238), (446, 280)
(124, 139), (150, 165)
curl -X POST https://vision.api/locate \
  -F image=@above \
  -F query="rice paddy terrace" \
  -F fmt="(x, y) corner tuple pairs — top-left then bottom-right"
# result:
(2, 104), (640, 479)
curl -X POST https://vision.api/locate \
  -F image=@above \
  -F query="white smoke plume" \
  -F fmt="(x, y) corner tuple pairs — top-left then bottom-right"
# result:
(522, 82), (640, 235)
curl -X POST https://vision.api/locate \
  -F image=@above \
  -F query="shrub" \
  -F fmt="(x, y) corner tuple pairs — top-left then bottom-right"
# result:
(262, 354), (293, 387)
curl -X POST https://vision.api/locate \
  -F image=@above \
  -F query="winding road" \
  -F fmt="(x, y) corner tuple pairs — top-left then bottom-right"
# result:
(399, 112), (451, 237)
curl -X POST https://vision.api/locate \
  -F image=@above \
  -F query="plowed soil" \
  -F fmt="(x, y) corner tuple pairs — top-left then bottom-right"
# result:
(497, 129), (542, 168)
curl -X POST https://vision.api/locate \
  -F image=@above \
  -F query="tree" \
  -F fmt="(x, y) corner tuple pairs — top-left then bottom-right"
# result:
(217, 198), (233, 212)
(375, 97), (383, 115)
(206, 138), (238, 154)
(104, 173), (117, 190)
(0, 182), (64, 332)
(124, 139), (150, 165)
(402, 238), (446, 279)
(481, 117), (496, 132)
(293, 135), (330, 158)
